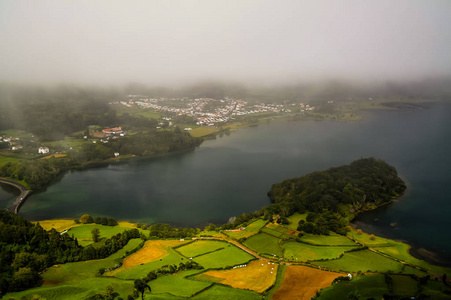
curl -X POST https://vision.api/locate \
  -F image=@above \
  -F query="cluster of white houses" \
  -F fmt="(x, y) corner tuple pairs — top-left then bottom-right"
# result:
(112, 96), (316, 126)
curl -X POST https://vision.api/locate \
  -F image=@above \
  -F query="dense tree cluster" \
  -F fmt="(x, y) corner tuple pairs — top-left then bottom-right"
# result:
(147, 223), (198, 239)
(267, 158), (406, 234)
(0, 210), (141, 295)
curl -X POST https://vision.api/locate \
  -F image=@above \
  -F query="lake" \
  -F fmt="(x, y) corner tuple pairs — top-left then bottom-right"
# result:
(2, 101), (451, 263)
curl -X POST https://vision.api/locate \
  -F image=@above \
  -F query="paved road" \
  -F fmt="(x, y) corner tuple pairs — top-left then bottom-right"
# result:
(0, 178), (31, 214)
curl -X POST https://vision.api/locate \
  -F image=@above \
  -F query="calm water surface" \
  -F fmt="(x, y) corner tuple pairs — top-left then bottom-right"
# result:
(2, 102), (451, 261)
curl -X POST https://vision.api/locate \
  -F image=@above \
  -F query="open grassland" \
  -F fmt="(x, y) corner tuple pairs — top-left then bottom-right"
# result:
(114, 105), (163, 119)
(188, 126), (220, 137)
(317, 274), (388, 299)
(350, 230), (451, 276)
(300, 234), (357, 246)
(192, 284), (261, 300)
(193, 244), (254, 269)
(5, 277), (135, 300)
(40, 153), (67, 159)
(272, 265), (342, 300)
(108, 247), (185, 279)
(177, 240), (228, 258)
(225, 219), (267, 239)
(196, 259), (277, 293)
(372, 243), (451, 277)
(286, 212), (308, 230)
(244, 233), (283, 257)
(67, 224), (145, 244)
(35, 219), (81, 232)
(0, 153), (22, 164)
(43, 239), (142, 284)
(123, 240), (188, 268)
(283, 242), (358, 262)
(147, 270), (211, 298)
(261, 227), (292, 238)
(266, 223), (292, 234)
(312, 249), (407, 273)
(391, 274), (419, 297)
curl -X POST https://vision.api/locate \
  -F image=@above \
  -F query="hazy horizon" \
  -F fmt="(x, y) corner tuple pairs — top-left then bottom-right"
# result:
(1, 0), (451, 86)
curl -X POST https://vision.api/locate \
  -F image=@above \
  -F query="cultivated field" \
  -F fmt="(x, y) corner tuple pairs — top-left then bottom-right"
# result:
(312, 249), (407, 273)
(225, 219), (267, 239)
(283, 242), (357, 262)
(317, 274), (388, 299)
(177, 240), (226, 258)
(192, 244), (255, 269)
(272, 265), (342, 300)
(36, 219), (81, 232)
(286, 212), (308, 230)
(148, 270), (211, 298)
(197, 259), (277, 293)
(191, 284), (261, 300)
(300, 234), (357, 246)
(122, 240), (188, 268)
(66, 224), (145, 245)
(244, 233), (283, 257)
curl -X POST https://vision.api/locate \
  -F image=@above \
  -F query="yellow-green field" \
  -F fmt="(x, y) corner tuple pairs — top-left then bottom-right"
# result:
(197, 259), (277, 293)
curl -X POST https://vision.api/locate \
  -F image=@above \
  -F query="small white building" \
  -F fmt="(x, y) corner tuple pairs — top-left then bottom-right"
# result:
(38, 147), (49, 154)
(114, 152), (120, 157)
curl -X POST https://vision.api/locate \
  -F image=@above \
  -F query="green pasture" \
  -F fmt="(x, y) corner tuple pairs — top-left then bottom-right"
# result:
(148, 270), (211, 298)
(5, 277), (135, 300)
(266, 223), (292, 234)
(372, 242), (451, 277)
(67, 224), (145, 245)
(111, 247), (185, 279)
(225, 219), (267, 239)
(0, 153), (22, 164)
(348, 229), (393, 246)
(192, 284), (262, 300)
(193, 244), (254, 269)
(317, 274), (388, 299)
(244, 233), (283, 257)
(313, 249), (407, 273)
(286, 212), (308, 230)
(189, 126), (221, 138)
(43, 238), (142, 284)
(177, 240), (227, 258)
(283, 242), (358, 262)
(391, 274), (419, 296)
(299, 234), (357, 246)
(45, 136), (86, 150)
(261, 227), (292, 239)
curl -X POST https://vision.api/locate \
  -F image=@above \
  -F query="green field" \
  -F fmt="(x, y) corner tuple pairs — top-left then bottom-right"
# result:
(261, 227), (292, 239)
(111, 247), (185, 279)
(283, 242), (358, 262)
(192, 244), (254, 269)
(224, 219), (267, 239)
(177, 240), (227, 258)
(313, 249), (408, 273)
(244, 233), (283, 257)
(67, 224), (145, 245)
(114, 105), (163, 119)
(299, 234), (358, 246)
(317, 274), (388, 299)
(286, 212), (308, 230)
(148, 270), (211, 298)
(192, 284), (262, 300)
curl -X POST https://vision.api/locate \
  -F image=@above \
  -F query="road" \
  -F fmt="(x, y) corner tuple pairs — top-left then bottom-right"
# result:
(0, 178), (31, 214)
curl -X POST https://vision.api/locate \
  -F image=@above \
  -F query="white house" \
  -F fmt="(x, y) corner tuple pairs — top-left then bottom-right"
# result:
(38, 147), (49, 154)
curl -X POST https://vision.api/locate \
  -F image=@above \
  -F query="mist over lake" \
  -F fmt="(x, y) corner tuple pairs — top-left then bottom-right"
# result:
(2, 101), (450, 261)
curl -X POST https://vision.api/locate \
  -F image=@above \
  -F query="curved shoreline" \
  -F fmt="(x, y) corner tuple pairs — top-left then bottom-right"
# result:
(0, 178), (31, 214)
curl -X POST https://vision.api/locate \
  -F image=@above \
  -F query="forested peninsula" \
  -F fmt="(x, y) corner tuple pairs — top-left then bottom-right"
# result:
(267, 158), (406, 235)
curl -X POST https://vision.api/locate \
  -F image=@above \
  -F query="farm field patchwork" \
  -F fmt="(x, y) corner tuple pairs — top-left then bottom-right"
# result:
(225, 219), (267, 239)
(66, 224), (146, 245)
(191, 284), (262, 300)
(317, 274), (388, 299)
(283, 242), (358, 262)
(244, 233), (283, 257)
(196, 259), (277, 293)
(176, 240), (227, 258)
(312, 249), (407, 273)
(123, 240), (188, 268)
(261, 227), (292, 238)
(300, 234), (358, 246)
(148, 270), (211, 298)
(286, 212), (308, 230)
(272, 265), (342, 300)
(192, 244), (255, 269)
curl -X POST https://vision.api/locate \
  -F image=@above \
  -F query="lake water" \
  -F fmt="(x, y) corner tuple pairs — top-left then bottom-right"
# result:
(2, 102), (451, 263)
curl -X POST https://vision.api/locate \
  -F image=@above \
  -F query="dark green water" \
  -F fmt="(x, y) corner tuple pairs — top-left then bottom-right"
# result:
(2, 102), (451, 262)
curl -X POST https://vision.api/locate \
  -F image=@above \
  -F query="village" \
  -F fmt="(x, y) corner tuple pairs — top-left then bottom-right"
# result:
(111, 96), (315, 126)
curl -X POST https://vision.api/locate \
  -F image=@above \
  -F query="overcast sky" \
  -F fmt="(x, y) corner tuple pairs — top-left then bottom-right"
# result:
(1, 0), (450, 86)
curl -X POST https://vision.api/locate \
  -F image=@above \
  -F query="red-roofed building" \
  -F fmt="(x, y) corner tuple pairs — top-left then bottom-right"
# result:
(102, 127), (122, 135)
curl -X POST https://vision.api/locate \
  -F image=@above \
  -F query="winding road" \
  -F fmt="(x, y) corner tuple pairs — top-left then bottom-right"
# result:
(0, 178), (31, 214)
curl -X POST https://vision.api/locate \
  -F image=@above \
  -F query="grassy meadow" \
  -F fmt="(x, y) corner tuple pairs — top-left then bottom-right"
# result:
(244, 233), (283, 257)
